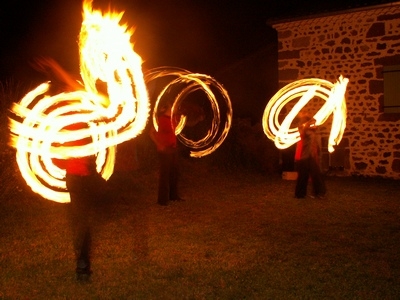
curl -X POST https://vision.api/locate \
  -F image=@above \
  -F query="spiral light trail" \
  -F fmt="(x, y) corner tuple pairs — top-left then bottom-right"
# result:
(145, 67), (233, 158)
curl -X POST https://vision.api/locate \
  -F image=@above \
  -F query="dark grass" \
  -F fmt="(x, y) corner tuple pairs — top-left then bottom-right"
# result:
(0, 145), (400, 299)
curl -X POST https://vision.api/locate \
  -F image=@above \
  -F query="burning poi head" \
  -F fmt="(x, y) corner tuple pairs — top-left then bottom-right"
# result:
(262, 75), (348, 153)
(8, 0), (149, 203)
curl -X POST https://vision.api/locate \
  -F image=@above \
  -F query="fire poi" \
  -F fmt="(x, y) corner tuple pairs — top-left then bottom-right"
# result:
(8, 0), (150, 203)
(262, 75), (348, 153)
(145, 67), (233, 158)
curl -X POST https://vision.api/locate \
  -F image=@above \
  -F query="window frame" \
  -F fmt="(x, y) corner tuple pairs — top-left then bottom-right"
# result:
(383, 64), (400, 114)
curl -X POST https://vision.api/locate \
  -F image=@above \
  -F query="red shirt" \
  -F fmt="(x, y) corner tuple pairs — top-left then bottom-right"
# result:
(153, 114), (177, 150)
(295, 127), (319, 161)
(65, 157), (96, 176)
(53, 122), (96, 176)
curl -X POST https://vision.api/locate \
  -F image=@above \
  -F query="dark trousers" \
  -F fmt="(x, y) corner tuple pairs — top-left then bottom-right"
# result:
(66, 173), (103, 271)
(295, 157), (326, 198)
(157, 150), (179, 205)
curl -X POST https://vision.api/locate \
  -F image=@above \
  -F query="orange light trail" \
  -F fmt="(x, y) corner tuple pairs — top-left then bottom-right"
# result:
(262, 75), (348, 152)
(145, 67), (233, 158)
(8, 0), (149, 203)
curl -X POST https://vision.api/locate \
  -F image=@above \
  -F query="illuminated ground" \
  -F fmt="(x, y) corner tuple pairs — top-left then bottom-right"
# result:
(0, 142), (399, 298)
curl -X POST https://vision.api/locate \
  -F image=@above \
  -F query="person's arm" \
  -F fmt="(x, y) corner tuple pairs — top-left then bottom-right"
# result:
(149, 126), (165, 151)
(31, 57), (83, 91)
(298, 118), (316, 136)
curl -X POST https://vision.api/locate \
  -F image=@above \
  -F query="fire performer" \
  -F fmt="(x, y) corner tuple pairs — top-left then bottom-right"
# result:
(150, 103), (184, 206)
(294, 112), (326, 199)
(33, 57), (108, 281)
(10, 0), (150, 280)
(62, 122), (106, 281)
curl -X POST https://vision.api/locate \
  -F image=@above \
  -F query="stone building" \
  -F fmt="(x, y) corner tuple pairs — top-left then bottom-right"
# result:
(269, 2), (400, 179)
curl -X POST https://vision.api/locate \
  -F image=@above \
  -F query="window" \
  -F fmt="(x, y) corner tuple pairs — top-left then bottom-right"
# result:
(383, 65), (400, 113)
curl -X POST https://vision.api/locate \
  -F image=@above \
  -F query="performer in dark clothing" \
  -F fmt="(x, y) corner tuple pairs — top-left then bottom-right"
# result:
(33, 57), (106, 281)
(62, 122), (107, 281)
(150, 104), (183, 206)
(294, 113), (326, 199)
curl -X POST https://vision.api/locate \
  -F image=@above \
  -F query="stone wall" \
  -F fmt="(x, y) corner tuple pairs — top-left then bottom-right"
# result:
(272, 3), (400, 179)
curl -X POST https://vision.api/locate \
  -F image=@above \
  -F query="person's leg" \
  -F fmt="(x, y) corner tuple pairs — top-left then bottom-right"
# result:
(66, 175), (92, 279)
(169, 150), (181, 201)
(310, 158), (326, 197)
(295, 159), (309, 198)
(157, 152), (170, 205)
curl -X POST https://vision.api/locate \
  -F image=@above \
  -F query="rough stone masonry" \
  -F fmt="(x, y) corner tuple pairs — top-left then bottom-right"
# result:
(272, 3), (400, 179)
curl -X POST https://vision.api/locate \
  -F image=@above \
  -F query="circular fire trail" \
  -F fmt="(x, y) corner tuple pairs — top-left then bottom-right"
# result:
(262, 75), (348, 153)
(145, 67), (233, 158)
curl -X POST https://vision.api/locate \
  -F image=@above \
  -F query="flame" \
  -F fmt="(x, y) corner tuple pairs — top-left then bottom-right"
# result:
(8, 0), (149, 203)
(262, 75), (348, 153)
(145, 67), (232, 158)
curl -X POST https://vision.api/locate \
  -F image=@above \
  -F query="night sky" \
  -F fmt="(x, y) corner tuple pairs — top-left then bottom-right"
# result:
(0, 0), (397, 82)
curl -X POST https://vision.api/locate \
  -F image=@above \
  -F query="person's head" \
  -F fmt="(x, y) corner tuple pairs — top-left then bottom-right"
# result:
(158, 102), (172, 116)
(297, 111), (312, 124)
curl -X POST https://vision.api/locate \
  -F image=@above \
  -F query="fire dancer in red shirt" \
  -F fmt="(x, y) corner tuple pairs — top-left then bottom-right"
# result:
(64, 122), (106, 281)
(33, 57), (107, 281)
(150, 103), (183, 206)
(294, 112), (326, 199)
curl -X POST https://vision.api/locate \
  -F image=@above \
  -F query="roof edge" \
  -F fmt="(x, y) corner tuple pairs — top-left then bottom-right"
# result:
(267, 1), (400, 26)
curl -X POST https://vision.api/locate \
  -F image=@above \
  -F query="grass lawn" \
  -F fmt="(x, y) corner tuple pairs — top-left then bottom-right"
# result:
(0, 149), (399, 299)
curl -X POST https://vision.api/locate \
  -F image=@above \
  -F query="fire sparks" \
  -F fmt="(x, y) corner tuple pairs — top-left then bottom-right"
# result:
(145, 67), (233, 158)
(8, 0), (149, 202)
(262, 76), (348, 153)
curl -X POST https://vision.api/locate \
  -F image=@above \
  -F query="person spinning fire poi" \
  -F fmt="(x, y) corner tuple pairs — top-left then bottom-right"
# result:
(294, 111), (326, 199)
(150, 102), (184, 206)
(32, 57), (109, 281)
(62, 122), (107, 281)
